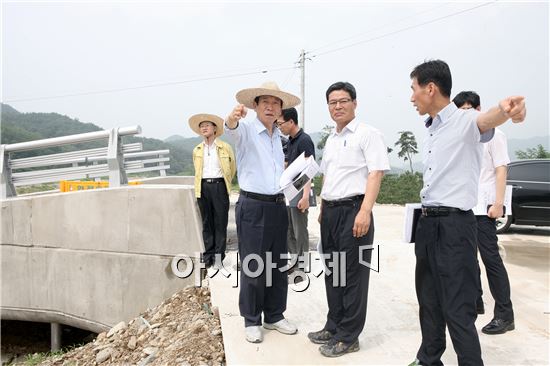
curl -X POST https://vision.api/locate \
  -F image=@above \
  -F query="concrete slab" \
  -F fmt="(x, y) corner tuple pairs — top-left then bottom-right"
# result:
(1, 185), (204, 332)
(210, 203), (550, 365)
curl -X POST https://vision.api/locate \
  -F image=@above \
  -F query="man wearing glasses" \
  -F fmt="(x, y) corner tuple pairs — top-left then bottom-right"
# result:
(308, 81), (390, 357)
(276, 107), (316, 279)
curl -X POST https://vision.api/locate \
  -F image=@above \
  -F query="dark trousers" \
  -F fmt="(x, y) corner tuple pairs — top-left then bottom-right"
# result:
(287, 206), (309, 258)
(320, 201), (374, 344)
(236, 195), (289, 327)
(476, 215), (514, 320)
(197, 180), (229, 265)
(415, 211), (483, 366)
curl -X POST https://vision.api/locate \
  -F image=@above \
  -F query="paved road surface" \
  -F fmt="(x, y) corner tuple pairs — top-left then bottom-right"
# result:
(212, 201), (549, 365)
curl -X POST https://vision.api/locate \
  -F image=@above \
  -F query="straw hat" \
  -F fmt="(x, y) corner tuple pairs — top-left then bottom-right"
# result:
(236, 81), (301, 109)
(188, 113), (224, 137)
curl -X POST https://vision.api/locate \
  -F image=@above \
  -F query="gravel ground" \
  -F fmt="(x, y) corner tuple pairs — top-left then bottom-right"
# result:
(32, 285), (224, 366)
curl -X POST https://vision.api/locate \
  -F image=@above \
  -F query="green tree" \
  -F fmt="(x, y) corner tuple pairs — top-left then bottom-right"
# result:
(395, 131), (418, 173)
(316, 124), (334, 150)
(515, 144), (550, 159)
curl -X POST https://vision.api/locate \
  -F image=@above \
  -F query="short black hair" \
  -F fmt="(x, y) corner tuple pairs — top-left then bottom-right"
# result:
(254, 95), (283, 107)
(410, 60), (452, 98)
(281, 108), (298, 125)
(325, 81), (357, 102)
(453, 91), (481, 109)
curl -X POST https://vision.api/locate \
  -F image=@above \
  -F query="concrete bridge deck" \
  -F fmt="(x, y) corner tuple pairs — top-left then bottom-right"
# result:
(1, 178), (201, 333)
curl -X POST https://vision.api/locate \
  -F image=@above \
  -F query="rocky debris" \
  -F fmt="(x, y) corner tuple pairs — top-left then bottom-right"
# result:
(38, 286), (225, 366)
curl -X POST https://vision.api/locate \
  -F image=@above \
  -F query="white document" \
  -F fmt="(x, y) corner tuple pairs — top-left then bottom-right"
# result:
(472, 185), (513, 216)
(403, 203), (422, 243)
(279, 152), (320, 202)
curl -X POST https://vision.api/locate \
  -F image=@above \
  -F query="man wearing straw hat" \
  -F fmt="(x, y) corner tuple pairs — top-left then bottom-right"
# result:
(189, 113), (236, 269)
(225, 81), (301, 343)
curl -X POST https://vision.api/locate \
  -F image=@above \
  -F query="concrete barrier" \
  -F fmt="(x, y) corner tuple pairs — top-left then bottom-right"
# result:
(1, 184), (203, 333)
(136, 176), (194, 186)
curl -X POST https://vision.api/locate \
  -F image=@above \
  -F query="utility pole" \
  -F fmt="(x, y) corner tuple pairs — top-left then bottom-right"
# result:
(299, 49), (306, 131)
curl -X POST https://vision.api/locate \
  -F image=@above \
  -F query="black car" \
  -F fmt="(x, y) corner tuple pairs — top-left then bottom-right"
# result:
(496, 159), (550, 233)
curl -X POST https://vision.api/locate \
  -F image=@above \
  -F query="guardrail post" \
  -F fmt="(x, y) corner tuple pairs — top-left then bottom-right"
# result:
(0, 145), (16, 199)
(107, 128), (128, 187)
(159, 153), (167, 176)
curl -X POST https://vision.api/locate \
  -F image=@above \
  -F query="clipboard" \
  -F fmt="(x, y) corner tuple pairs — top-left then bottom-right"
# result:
(403, 203), (422, 243)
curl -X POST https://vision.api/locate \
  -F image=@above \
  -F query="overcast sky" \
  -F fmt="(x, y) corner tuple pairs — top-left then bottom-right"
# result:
(2, 1), (548, 154)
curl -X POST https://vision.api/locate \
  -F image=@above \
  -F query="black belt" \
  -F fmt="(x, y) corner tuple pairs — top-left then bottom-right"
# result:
(240, 190), (285, 203)
(421, 206), (463, 217)
(202, 178), (224, 183)
(323, 195), (364, 207)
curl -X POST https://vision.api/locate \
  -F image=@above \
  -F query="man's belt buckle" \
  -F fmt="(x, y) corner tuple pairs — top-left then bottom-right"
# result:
(421, 207), (450, 217)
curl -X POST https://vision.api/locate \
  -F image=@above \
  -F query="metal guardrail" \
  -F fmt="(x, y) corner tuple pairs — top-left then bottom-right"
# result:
(3, 126), (141, 152)
(1, 126), (170, 199)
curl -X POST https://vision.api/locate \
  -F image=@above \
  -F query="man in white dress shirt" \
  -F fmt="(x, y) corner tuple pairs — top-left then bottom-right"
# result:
(453, 91), (515, 335)
(307, 81), (390, 358)
(408, 60), (525, 366)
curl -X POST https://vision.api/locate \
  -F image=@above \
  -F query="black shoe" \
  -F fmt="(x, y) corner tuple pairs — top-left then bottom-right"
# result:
(476, 299), (485, 315)
(307, 329), (334, 344)
(482, 318), (515, 334)
(319, 339), (359, 357)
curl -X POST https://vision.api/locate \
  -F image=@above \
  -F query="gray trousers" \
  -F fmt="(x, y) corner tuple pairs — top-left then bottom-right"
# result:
(287, 207), (309, 259)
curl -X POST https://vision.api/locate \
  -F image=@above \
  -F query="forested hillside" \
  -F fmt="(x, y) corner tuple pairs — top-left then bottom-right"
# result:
(1, 104), (194, 175)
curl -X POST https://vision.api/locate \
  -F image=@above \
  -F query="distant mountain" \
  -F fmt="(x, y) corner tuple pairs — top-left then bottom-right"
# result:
(164, 134), (186, 143)
(164, 135), (204, 152)
(0, 103), (194, 175)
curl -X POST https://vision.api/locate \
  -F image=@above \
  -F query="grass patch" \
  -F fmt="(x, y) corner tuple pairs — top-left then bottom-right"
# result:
(22, 349), (66, 366)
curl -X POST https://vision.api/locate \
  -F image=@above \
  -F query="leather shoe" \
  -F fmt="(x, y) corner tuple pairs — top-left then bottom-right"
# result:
(319, 339), (359, 357)
(245, 326), (263, 343)
(307, 329), (334, 344)
(482, 318), (515, 334)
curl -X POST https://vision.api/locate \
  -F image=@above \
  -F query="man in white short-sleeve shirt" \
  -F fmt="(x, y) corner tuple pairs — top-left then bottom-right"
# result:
(307, 81), (390, 358)
(453, 91), (515, 335)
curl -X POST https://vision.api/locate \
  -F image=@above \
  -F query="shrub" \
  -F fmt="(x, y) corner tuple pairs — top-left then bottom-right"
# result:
(377, 172), (423, 204)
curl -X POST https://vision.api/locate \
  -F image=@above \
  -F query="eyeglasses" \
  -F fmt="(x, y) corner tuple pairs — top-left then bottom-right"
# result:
(276, 119), (290, 127)
(328, 98), (352, 107)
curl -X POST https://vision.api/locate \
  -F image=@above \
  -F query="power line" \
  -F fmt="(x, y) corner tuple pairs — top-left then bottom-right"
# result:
(307, 3), (449, 55)
(309, 2), (495, 59)
(3, 65), (298, 103)
(281, 52), (302, 89)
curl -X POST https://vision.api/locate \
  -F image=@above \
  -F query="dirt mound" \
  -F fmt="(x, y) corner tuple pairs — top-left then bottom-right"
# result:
(40, 286), (224, 366)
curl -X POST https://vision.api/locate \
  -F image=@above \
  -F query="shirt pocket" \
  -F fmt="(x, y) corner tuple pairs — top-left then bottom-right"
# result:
(218, 150), (232, 172)
(338, 145), (364, 168)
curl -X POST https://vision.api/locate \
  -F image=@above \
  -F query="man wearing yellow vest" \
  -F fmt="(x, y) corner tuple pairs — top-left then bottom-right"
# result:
(189, 113), (236, 269)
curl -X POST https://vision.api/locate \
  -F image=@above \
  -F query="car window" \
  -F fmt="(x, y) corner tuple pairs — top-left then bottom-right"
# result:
(508, 162), (550, 182)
